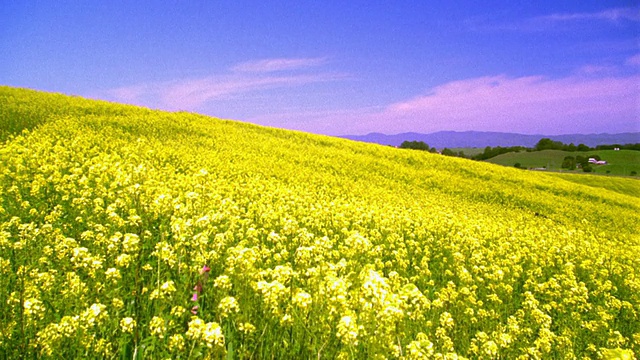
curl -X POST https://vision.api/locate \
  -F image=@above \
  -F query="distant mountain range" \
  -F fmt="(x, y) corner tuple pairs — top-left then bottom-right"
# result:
(340, 131), (640, 148)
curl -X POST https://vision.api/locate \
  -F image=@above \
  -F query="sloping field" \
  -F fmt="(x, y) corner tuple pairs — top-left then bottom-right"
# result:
(486, 149), (640, 176)
(1, 86), (639, 359)
(548, 172), (640, 199)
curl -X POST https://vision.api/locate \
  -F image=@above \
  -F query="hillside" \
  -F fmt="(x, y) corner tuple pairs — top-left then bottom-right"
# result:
(548, 172), (640, 198)
(1, 86), (639, 359)
(342, 131), (640, 148)
(486, 149), (640, 176)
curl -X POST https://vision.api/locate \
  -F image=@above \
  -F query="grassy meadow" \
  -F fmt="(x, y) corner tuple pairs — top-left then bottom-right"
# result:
(1, 86), (639, 359)
(443, 148), (485, 157)
(485, 149), (640, 176)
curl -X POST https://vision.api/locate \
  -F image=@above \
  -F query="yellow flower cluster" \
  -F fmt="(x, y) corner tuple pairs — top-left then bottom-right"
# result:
(187, 317), (225, 348)
(1, 86), (639, 358)
(120, 317), (136, 333)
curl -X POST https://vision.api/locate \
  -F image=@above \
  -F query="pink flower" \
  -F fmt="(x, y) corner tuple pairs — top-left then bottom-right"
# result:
(194, 283), (203, 293)
(199, 265), (211, 275)
(191, 292), (198, 302)
(191, 305), (199, 315)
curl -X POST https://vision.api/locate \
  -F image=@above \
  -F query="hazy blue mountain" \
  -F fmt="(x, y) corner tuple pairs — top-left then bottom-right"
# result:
(340, 131), (640, 148)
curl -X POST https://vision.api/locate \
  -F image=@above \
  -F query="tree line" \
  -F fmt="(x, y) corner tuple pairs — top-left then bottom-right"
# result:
(532, 138), (640, 152)
(399, 138), (640, 162)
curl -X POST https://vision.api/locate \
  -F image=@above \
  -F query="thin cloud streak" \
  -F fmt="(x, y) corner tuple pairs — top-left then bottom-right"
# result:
(160, 73), (345, 109)
(107, 57), (346, 110)
(108, 84), (149, 104)
(244, 106), (385, 134)
(537, 7), (640, 23)
(231, 57), (329, 73)
(470, 6), (640, 32)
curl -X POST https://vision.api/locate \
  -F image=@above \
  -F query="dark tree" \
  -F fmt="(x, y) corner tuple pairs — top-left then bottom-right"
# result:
(441, 148), (456, 157)
(472, 145), (527, 160)
(535, 138), (563, 151)
(561, 156), (576, 170)
(577, 144), (590, 152)
(399, 141), (430, 151)
(564, 143), (577, 152)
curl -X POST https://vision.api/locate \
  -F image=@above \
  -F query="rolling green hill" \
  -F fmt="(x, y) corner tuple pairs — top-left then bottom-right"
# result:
(444, 147), (485, 157)
(485, 149), (640, 176)
(1, 86), (639, 358)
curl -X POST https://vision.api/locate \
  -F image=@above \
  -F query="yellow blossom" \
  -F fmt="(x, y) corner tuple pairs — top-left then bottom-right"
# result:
(120, 317), (136, 333)
(149, 316), (166, 338)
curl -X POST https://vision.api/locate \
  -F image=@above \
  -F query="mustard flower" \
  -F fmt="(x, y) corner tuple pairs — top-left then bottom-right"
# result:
(120, 317), (136, 333)
(149, 316), (166, 338)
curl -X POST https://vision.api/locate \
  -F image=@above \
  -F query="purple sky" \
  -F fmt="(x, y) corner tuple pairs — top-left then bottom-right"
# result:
(1, 1), (638, 136)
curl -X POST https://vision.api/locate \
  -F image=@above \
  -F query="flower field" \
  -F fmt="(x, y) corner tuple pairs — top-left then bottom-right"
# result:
(1, 86), (639, 359)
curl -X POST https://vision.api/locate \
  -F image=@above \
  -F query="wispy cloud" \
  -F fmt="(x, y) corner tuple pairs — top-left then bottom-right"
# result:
(231, 57), (328, 73)
(257, 71), (639, 136)
(161, 73), (344, 109)
(573, 64), (619, 76)
(106, 57), (638, 136)
(626, 54), (640, 66)
(471, 6), (640, 32)
(379, 73), (640, 134)
(388, 74), (636, 113)
(244, 106), (385, 134)
(536, 7), (640, 23)
(106, 57), (345, 110)
(108, 84), (149, 103)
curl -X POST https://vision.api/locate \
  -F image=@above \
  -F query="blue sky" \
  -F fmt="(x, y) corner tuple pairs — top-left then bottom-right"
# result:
(1, 1), (638, 136)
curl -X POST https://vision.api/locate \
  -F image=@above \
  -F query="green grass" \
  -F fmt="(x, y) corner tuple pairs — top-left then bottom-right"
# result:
(445, 147), (485, 157)
(486, 149), (640, 176)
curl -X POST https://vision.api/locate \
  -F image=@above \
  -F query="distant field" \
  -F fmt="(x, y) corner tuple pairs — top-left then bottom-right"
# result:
(486, 149), (640, 176)
(446, 147), (485, 156)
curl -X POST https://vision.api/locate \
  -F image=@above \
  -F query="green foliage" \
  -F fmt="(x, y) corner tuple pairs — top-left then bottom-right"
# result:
(577, 144), (590, 152)
(535, 138), (564, 151)
(596, 143), (640, 151)
(564, 143), (577, 152)
(473, 145), (527, 161)
(446, 148), (485, 157)
(399, 140), (431, 151)
(441, 148), (456, 157)
(561, 156), (576, 170)
(487, 150), (640, 176)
